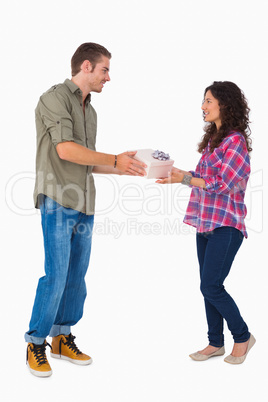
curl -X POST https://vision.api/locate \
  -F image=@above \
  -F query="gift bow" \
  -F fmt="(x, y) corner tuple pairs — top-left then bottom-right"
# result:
(152, 150), (170, 161)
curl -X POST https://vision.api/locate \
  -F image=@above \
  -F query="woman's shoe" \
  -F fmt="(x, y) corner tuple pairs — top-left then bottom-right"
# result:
(224, 334), (256, 365)
(189, 346), (225, 361)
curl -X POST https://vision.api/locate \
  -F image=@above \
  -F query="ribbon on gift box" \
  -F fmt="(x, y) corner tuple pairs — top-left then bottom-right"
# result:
(152, 150), (170, 161)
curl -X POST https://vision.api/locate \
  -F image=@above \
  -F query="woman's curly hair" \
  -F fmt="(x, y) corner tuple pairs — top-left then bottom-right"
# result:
(198, 81), (252, 154)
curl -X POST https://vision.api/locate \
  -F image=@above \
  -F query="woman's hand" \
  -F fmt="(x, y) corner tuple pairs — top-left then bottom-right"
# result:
(156, 167), (189, 184)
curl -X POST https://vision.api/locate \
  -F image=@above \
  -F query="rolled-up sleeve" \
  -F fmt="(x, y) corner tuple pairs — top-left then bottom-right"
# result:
(38, 92), (74, 145)
(204, 136), (250, 195)
(190, 170), (201, 178)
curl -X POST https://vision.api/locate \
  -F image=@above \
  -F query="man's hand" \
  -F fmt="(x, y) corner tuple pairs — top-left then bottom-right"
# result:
(156, 167), (187, 184)
(116, 151), (147, 176)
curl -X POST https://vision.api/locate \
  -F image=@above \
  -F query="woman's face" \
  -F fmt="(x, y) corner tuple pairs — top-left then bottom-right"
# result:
(201, 90), (221, 129)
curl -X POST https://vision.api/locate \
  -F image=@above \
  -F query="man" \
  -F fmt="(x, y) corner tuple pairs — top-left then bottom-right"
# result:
(25, 42), (146, 377)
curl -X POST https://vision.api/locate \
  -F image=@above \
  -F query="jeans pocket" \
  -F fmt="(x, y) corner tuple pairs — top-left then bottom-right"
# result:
(45, 196), (63, 213)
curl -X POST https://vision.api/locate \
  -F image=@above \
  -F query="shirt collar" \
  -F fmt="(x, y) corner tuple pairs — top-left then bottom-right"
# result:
(64, 79), (91, 102)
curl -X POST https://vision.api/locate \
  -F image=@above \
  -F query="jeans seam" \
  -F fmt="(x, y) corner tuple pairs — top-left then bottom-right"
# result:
(37, 206), (51, 336)
(57, 215), (81, 325)
(212, 228), (232, 347)
(217, 227), (232, 288)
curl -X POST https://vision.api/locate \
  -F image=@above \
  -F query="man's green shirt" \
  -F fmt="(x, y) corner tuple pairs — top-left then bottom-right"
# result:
(34, 79), (97, 214)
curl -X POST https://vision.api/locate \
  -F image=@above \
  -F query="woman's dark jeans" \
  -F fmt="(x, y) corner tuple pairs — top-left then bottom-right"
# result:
(196, 226), (250, 347)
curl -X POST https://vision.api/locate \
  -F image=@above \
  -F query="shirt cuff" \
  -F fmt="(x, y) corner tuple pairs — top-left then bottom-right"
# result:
(50, 121), (74, 145)
(203, 177), (225, 193)
(190, 170), (200, 178)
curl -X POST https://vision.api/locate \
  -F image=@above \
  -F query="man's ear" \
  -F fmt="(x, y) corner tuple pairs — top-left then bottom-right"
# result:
(81, 60), (93, 73)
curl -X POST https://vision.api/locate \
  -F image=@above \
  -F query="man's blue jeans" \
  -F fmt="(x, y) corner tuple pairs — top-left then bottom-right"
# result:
(25, 195), (94, 345)
(196, 226), (250, 347)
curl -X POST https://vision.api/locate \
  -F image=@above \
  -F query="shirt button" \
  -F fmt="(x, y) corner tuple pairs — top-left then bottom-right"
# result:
(57, 121), (60, 124)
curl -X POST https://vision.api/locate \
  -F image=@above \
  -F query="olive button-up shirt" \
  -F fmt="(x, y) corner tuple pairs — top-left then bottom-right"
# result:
(34, 79), (97, 215)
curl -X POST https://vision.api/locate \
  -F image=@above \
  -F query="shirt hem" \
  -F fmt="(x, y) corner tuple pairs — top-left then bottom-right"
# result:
(183, 220), (247, 238)
(34, 192), (95, 216)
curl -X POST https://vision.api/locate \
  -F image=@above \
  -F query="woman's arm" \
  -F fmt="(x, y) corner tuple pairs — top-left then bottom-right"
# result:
(156, 168), (206, 188)
(157, 135), (250, 191)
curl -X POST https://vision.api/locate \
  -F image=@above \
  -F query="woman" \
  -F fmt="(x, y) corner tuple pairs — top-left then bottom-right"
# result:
(157, 81), (255, 364)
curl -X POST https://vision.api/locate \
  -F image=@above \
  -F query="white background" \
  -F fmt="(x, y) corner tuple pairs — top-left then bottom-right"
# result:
(1, 0), (267, 401)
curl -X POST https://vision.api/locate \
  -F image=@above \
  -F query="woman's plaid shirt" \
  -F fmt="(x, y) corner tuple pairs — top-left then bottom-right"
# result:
(183, 132), (250, 237)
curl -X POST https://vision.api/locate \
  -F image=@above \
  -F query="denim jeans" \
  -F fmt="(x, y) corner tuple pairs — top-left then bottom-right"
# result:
(196, 226), (250, 347)
(25, 195), (94, 345)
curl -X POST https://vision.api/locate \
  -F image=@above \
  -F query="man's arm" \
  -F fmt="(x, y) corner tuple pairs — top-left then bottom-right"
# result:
(56, 141), (146, 176)
(92, 165), (124, 175)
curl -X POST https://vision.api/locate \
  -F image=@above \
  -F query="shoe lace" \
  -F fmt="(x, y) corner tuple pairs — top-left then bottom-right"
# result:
(62, 334), (82, 355)
(29, 341), (52, 366)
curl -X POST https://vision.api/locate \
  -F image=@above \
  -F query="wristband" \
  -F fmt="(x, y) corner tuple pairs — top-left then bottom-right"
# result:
(114, 155), (117, 168)
(181, 174), (192, 186)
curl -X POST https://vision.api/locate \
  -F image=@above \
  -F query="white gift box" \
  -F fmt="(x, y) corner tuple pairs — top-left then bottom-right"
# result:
(134, 149), (174, 179)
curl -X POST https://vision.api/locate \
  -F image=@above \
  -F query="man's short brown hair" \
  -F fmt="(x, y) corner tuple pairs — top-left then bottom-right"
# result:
(71, 42), (112, 76)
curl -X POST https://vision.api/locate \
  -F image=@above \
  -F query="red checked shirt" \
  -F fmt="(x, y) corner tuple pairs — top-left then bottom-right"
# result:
(183, 131), (250, 237)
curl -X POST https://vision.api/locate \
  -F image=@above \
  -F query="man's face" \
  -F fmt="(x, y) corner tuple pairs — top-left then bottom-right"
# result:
(88, 56), (111, 93)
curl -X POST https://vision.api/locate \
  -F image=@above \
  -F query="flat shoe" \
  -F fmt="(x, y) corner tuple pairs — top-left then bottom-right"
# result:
(189, 346), (225, 361)
(224, 334), (256, 365)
